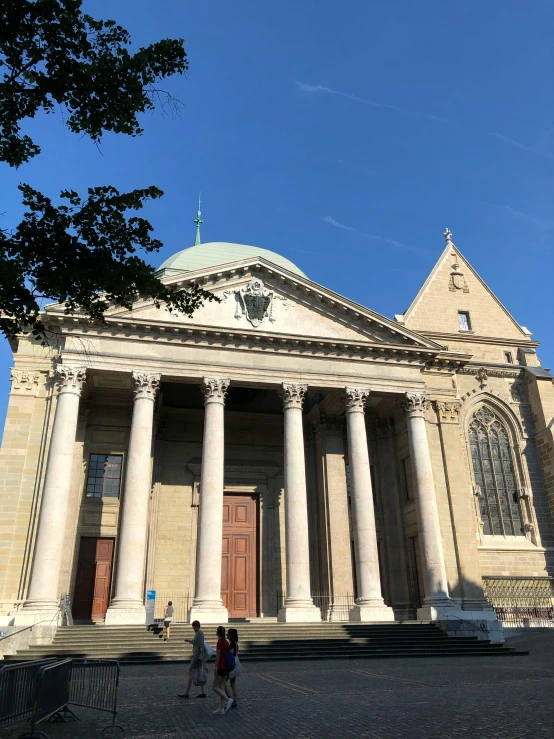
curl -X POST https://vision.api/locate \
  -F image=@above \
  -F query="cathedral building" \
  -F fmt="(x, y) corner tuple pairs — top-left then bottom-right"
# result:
(1, 228), (553, 644)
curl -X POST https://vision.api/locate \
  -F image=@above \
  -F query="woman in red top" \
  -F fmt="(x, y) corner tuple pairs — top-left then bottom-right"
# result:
(212, 625), (233, 714)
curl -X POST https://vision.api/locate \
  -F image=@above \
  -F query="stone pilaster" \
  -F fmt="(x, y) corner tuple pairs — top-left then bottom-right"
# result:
(189, 377), (230, 624)
(277, 383), (320, 622)
(345, 388), (394, 622)
(105, 372), (160, 624)
(376, 417), (412, 618)
(19, 366), (87, 622)
(400, 392), (453, 618)
(312, 414), (355, 611)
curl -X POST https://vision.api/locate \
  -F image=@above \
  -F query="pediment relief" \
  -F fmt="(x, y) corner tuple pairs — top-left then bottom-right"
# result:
(101, 258), (439, 350)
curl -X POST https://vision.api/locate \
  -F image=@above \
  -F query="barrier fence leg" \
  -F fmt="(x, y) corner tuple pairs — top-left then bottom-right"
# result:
(102, 666), (124, 734)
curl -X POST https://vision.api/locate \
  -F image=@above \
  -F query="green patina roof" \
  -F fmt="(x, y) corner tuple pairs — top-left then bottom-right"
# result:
(156, 242), (307, 278)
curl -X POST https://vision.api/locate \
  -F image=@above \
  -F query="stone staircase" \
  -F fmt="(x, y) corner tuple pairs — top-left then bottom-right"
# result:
(4, 621), (528, 664)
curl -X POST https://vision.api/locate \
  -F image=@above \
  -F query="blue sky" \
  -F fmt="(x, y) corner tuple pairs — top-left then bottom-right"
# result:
(1, 0), (553, 435)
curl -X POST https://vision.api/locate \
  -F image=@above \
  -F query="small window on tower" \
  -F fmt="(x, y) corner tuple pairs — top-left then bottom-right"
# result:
(504, 351), (513, 364)
(458, 311), (471, 331)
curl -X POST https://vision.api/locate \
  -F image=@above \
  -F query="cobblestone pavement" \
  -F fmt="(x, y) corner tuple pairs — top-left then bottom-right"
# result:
(3, 632), (554, 739)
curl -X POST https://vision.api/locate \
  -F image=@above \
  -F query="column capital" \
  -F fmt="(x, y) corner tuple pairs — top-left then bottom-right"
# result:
(434, 400), (462, 424)
(201, 377), (230, 405)
(57, 365), (87, 396)
(400, 392), (429, 418)
(132, 372), (161, 401)
(279, 383), (307, 410)
(344, 387), (370, 413)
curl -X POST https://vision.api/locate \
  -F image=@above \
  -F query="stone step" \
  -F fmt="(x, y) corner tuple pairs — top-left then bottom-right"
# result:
(7, 622), (527, 664)
(51, 633), (450, 644)
(18, 639), (509, 655)
(9, 647), (525, 664)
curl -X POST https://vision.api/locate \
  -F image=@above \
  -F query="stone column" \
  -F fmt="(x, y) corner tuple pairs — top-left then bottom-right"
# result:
(105, 372), (160, 625)
(21, 366), (87, 620)
(189, 377), (230, 624)
(400, 392), (453, 617)
(277, 383), (320, 622)
(345, 388), (395, 622)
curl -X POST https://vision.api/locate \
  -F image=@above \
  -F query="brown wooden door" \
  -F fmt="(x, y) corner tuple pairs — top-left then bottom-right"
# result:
(73, 538), (114, 620)
(221, 495), (258, 618)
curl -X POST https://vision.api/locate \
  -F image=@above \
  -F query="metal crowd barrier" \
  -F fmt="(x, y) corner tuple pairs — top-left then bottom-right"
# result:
(0, 658), (123, 737)
(68, 659), (123, 734)
(0, 659), (56, 730)
(19, 659), (75, 738)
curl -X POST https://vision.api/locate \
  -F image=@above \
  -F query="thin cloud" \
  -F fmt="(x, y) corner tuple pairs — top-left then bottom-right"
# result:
(489, 133), (554, 161)
(323, 216), (415, 251)
(470, 199), (554, 230)
(294, 81), (453, 124)
(295, 80), (554, 163)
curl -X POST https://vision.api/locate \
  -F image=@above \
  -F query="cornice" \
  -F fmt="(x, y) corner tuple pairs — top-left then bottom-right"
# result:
(420, 330), (539, 349)
(43, 257), (445, 352)
(44, 313), (472, 371)
(457, 364), (524, 379)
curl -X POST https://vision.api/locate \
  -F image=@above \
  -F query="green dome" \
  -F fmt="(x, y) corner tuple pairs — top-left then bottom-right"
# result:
(156, 242), (307, 278)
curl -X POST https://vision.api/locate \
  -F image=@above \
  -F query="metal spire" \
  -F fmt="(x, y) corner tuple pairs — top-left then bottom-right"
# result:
(193, 193), (203, 245)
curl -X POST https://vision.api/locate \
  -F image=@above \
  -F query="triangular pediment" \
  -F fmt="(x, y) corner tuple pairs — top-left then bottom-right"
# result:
(101, 256), (441, 350)
(400, 239), (530, 340)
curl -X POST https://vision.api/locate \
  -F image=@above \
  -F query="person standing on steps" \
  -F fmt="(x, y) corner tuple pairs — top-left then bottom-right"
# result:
(179, 620), (207, 699)
(163, 601), (174, 641)
(212, 625), (233, 715)
(225, 627), (241, 709)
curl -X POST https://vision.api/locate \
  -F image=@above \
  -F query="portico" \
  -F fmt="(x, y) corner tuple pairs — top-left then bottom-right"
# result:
(17, 359), (456, 626)
(4, 238), (526, 645)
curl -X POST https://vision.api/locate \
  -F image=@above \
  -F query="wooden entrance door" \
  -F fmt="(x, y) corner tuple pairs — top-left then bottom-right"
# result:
(221, 495), (258, 618)
(73, 537), (114, 620)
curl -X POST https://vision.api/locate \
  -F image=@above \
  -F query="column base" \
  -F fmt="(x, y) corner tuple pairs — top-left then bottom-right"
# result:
(418, 603), (504, 643)
(278, 602), (321, 623)
(349, 600), (396, 622)
(189, 600), (228, 625)
(105, 603), (146, 625)
(12, 609), (61, 627)
(416, 600), (457, 621)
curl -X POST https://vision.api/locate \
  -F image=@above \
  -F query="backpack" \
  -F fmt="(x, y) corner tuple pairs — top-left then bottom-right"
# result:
(225, 648), (236, 671)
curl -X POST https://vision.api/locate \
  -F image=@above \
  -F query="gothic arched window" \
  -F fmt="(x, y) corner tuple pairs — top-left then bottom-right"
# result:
(468, 406), (524, 536)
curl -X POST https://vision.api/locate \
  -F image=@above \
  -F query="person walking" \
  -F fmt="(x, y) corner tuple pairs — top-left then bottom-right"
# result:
(225, 627), (241, 708)
(163, 601), (174, 641)
(179, 620), (207, 699)
(212, 625), (233, 715)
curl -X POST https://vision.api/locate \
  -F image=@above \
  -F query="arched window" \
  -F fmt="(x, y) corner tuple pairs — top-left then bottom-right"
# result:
(468, 406), (524, 536)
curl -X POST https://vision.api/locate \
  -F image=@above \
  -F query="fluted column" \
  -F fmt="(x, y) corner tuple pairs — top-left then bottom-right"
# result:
(277, 383), (320, 622)
(345, 388), (395, 622)
(189, 377), (230, 624)
(21, 366), (87, 619)
(105, 372), (160, 625)
(400, 392), (453, 616)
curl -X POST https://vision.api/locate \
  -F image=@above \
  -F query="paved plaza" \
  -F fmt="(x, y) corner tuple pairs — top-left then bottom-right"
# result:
(3, 632), (554, 739)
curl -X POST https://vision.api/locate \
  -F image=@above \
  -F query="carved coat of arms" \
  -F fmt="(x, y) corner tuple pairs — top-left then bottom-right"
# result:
(233, 278), (278, 327)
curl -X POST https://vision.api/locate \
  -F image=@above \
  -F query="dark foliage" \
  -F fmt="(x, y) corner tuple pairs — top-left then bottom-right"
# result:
(0, 0), (214, 343)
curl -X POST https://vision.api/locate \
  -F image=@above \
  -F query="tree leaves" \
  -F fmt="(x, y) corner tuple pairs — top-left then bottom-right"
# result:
(0, 0), (188, 166)
(0, 0), (211, 344)
(0, 184), (217, 343)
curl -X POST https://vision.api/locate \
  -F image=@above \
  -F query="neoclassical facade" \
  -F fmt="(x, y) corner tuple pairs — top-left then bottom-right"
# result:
(1, 232), (553, 639)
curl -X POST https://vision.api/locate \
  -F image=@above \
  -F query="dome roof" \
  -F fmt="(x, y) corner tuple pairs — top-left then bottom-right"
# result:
(156, 242), (307, 278)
